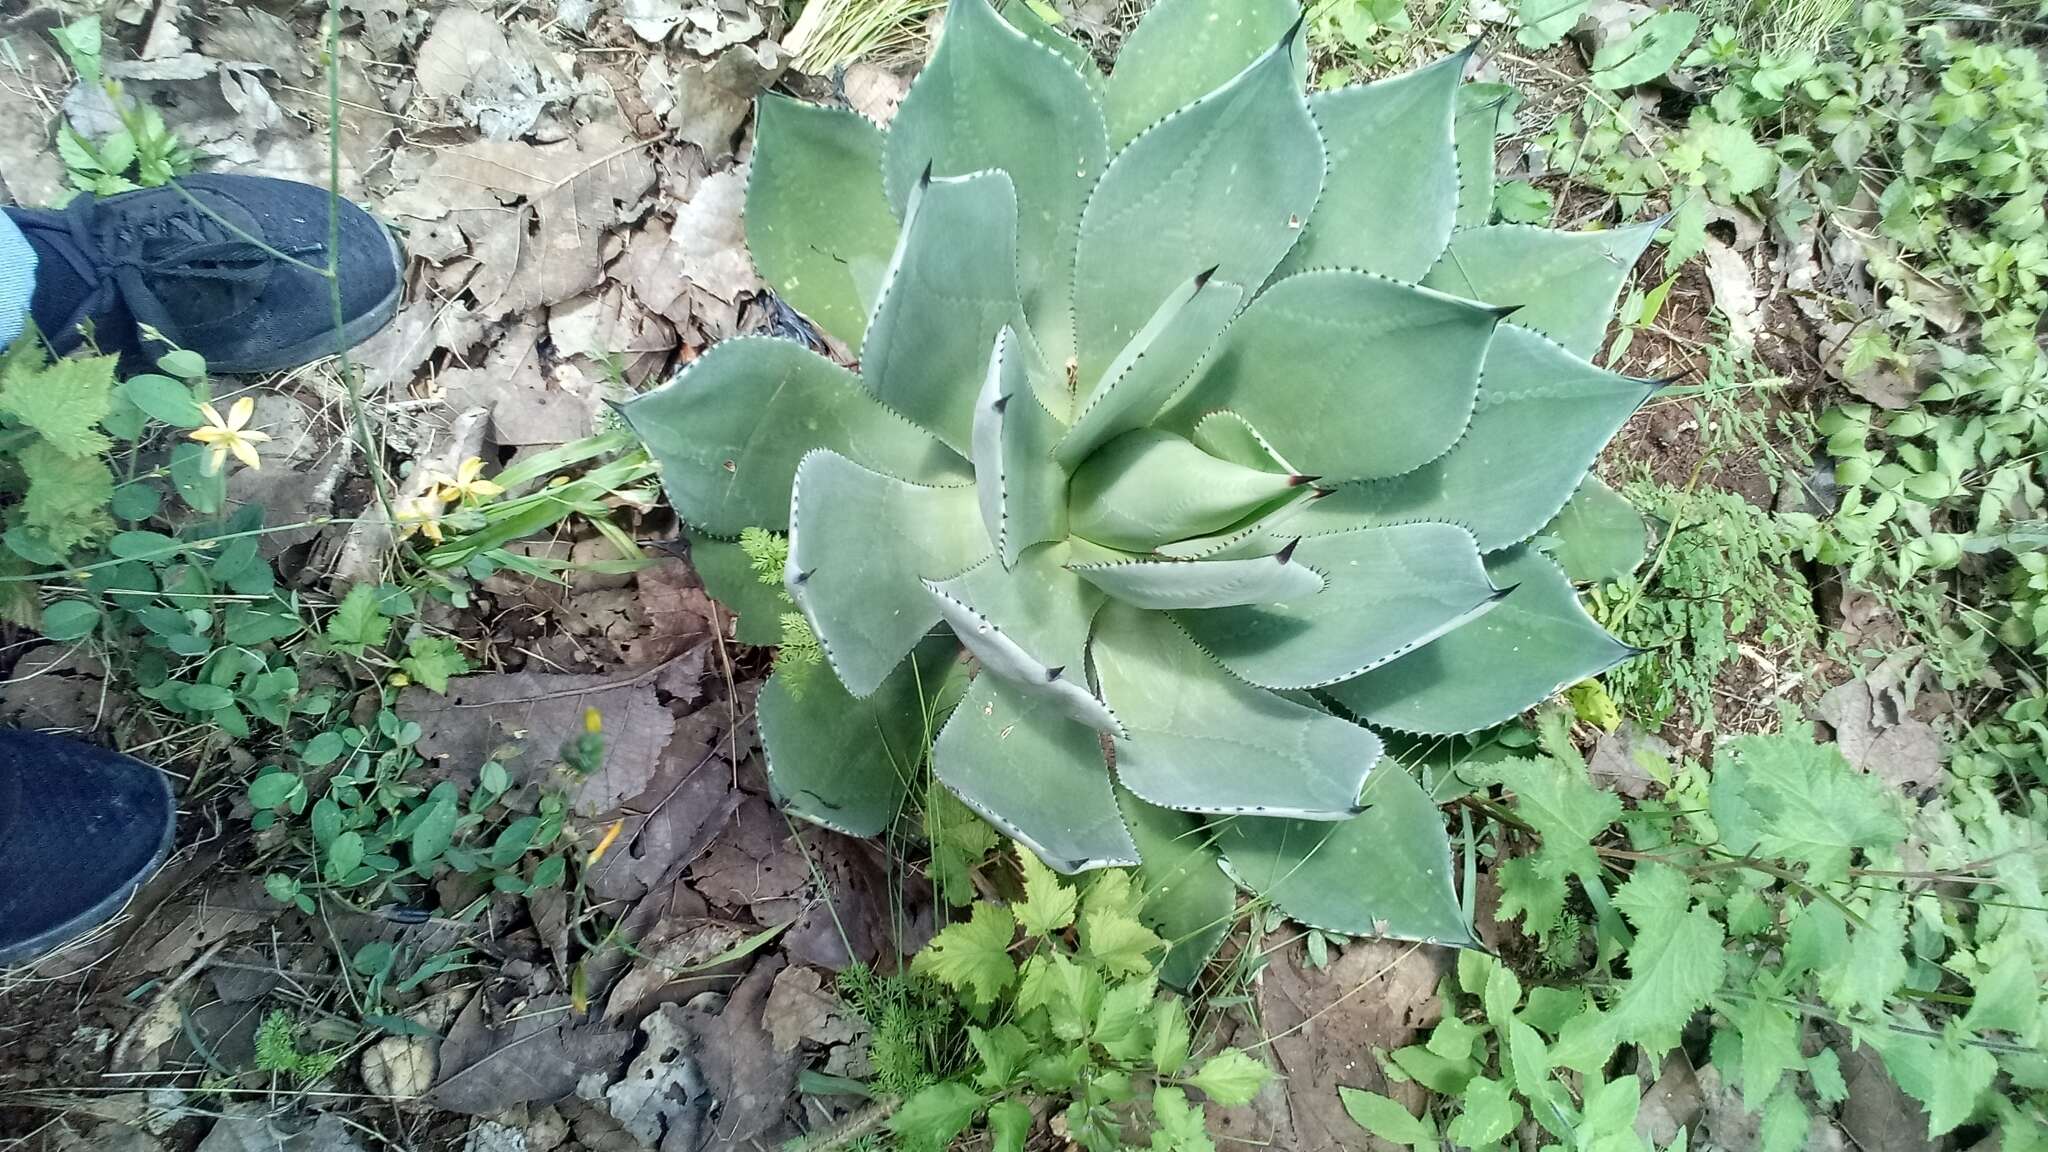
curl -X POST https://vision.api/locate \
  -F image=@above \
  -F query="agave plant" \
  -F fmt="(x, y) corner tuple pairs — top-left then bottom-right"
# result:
(623, 0), (1656, 976)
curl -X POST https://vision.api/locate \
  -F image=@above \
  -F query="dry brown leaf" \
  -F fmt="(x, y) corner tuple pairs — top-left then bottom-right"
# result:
(396, 666), (676, 817)
(436, 316), (609, 446)
(428, 994), (630, 1116)
(1214, 939), (1448, 1152)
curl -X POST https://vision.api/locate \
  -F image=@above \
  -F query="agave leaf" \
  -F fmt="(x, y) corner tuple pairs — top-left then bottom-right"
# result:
(763, 637), (964, 836)
(1119, 790), (1235, 988)
(681, 529), (783, 646)
(621, 337), (964, 536)
(1327, 545), (1634, 735)
(1181, 271), (1500, 482)
(972, 328), (1069, 567)
(1000, 0), (1105, 98)
(1176, 523), (1502, 690)
(1074, 25), (1323, 385)
(1069, 429), (1307, 551)
(1453, 82), (1516, 231)
(886, 0), (1107, 368)
(1189, 410), (1292, 473)
(925, 544), (1117, 733)
(865, 170), (1036, 453)
(1274, 51), (1463, 282)
(1070, 548), (1324, 610)
(1537, 475), (1649, 582)
(1151, 484), (1322, 559)
(934, 672), (1140, 872)
(746, 96), (900, 352)
(1093, 603), (1380, 818)
(1059, 270), (1242, 466)
(1422, 220), (1660, 359)
(1339, 324), (1657, 550)
(786, 450), (989, 697)
(1216, 764), (1473, 943)
(1104, 0), (1304, 150)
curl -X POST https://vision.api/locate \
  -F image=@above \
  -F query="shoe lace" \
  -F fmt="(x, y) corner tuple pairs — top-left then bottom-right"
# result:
(69, 190), (325, 339)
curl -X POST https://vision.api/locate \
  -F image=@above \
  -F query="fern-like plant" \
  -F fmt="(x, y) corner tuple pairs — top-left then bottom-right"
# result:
(624, 0), (1655, 971)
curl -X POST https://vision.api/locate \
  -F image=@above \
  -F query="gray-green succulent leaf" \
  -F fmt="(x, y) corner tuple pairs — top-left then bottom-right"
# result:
(622, 0), (1657, 977)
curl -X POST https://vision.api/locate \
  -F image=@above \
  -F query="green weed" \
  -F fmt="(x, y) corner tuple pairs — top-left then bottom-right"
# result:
(1592, 481), (1820, 732)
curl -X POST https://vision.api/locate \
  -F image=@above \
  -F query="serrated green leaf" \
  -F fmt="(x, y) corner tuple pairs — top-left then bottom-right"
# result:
(1063, 270), (1241, 462)
(986, 1098), (1032, 1152)
(1339, 325), (1655, 551)
(1189, 1048), (1270, 1108)
(1447, 1076), (1523, 1147)
(1174, 523), (1501, 691)
(886, 0), (1106, 368)
(969, 1022), (1032, 1091)
(1, 352), (115, 457)
(1709, 731), (1909, 885)
(1082, 906), (1165, 977)
(1152, 995), (1194, 1075)
(1454, 82), (1517, 230)
(934, 673), (1139, 872)
(1277, 53), (1460, 281)
(763, 635), (962, 837)
(786, 449), (987, 696)
(1188, 410), (1292, 473)
(400, 635), (468, 693)
(972, 329), (1069, 566)
(1423, 221), (1659, 360)
(1151, 1084), (1215, 1152)
(1015, 841), (1079, 936)
(1092, 974), (1156, 1047)
(888, 1082), (987, 1148)
(746, 96), (898, 351)
(17, 440), (114, 554)
(1214, 764), (1471, 943)
(1072, 549), (1324, 611)
(914, 902), (1018, 1005)
(1179, 271), (1495, 482)
(326, 584), (391, 653)
(683, 529), (787, 646)
(1721, 994), (1802, 1107)
(1120, 792), (1235, 989)
(620, 338), (964, 538)
(1608, 865), (1725, 1052)
(1093, 603), (1379, 818)
(925, 544), (1114, 730)
(1330, 546), (1635, 736)
(1075, 27), (1321, 385)
(1538, 475), (1648, 582)
(1104, 0), (1301, 151)
(863, 170), (1034, 454)
(1068, 429), (1303, 552)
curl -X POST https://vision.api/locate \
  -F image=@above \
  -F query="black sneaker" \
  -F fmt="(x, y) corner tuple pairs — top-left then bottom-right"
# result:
(6, 173), (404, 375)
(0, 729), (177, 967)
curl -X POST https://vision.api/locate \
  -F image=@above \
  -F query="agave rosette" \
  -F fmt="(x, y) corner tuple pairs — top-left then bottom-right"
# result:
(623, 0), (1654, 978)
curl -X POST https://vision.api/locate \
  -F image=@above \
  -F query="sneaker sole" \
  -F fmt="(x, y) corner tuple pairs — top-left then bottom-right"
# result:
(0, 763), (176, 968)
(206, 222), (407, 376)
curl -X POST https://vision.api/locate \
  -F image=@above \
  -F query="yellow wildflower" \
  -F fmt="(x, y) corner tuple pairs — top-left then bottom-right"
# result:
(394, 495), (444, 544)
(431, 456), (505, 505)
(187, 396), (270, 474)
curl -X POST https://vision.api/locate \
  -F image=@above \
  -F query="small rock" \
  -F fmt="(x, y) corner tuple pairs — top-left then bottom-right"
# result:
(362, 1035), (437, 1100)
